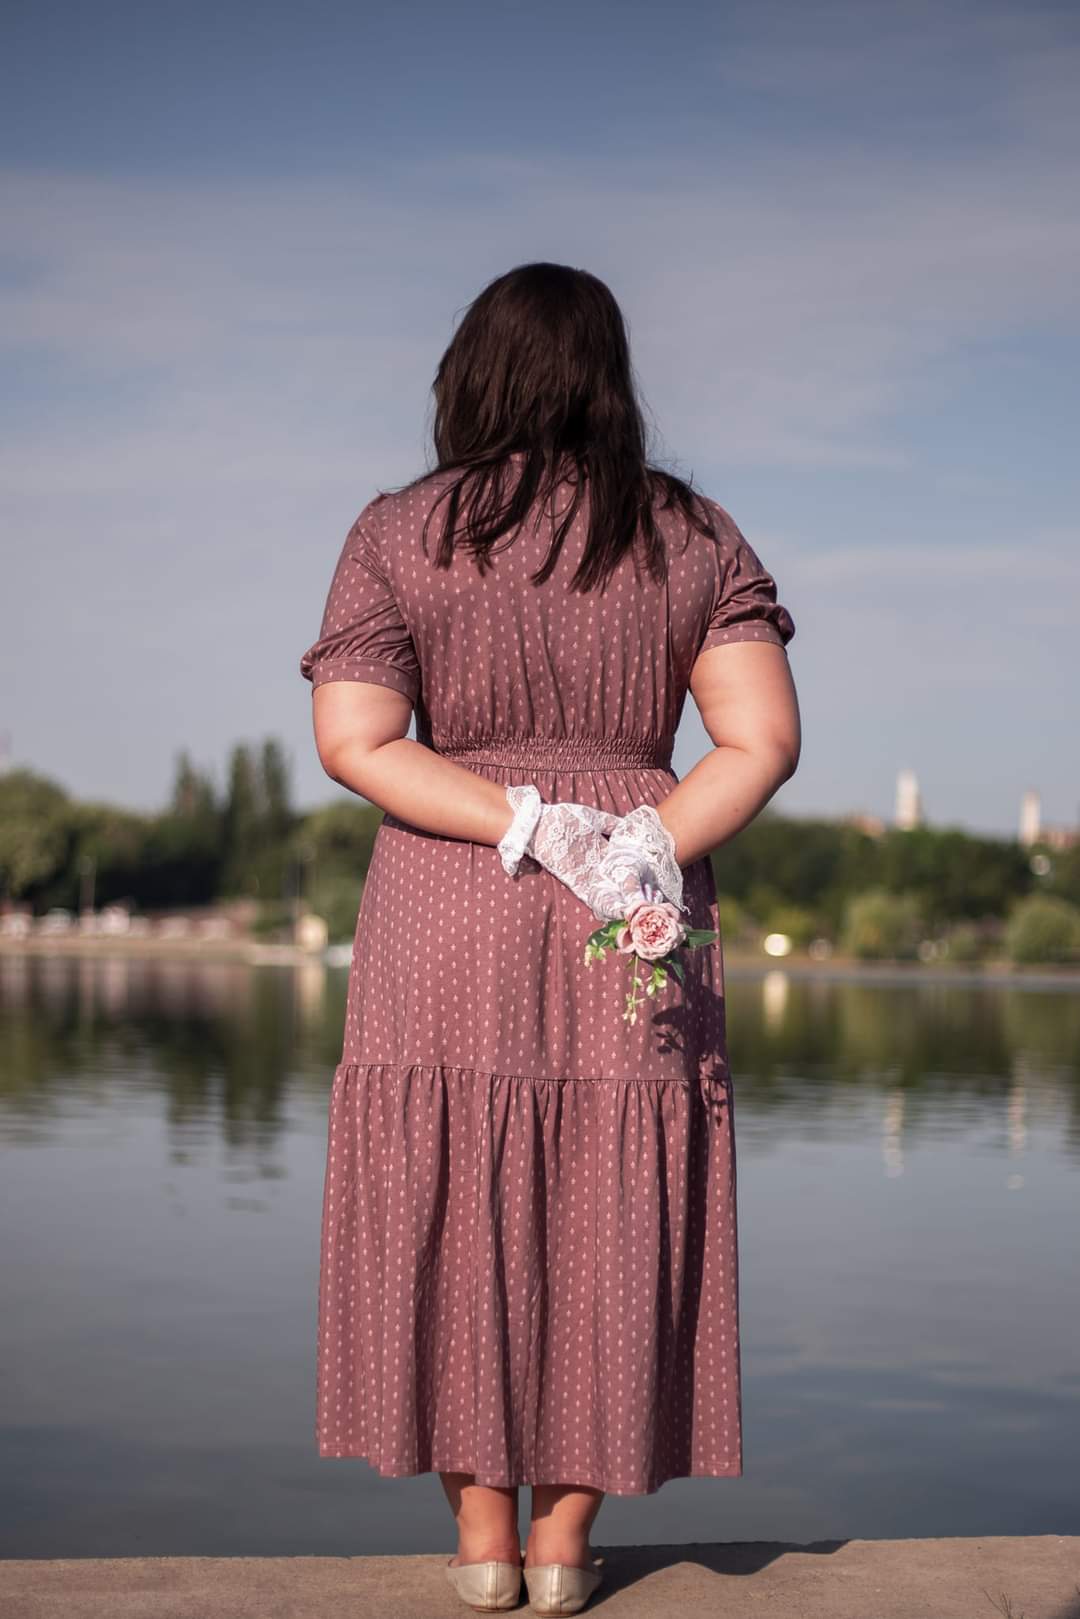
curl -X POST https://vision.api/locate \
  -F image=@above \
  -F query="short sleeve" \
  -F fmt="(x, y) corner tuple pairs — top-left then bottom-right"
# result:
(698, 506), (796, 654)
(299, 509), (421, 704)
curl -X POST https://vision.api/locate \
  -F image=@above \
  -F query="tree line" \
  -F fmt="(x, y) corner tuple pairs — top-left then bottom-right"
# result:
(1, 741), (1078, 961)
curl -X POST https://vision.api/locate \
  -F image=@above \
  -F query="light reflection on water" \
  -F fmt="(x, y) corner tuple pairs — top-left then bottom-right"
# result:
(1, 952), (1077, 1556)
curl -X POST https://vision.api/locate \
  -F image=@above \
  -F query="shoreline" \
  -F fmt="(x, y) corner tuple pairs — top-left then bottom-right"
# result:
(2, 934), (1079, 986)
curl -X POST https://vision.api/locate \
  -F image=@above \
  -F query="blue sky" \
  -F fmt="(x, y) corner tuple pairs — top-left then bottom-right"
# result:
(2, 0), (1077, 837)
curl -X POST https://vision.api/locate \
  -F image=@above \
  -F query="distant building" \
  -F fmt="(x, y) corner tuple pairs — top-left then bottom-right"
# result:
(840, 811), (886, 838)
(1019, 789), (1041, 847)
(895, 769), (923, 830)
(1019, 788), (1080, 850)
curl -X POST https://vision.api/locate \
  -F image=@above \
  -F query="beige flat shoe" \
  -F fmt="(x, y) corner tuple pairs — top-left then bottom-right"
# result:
(522, 1561), (603, 1615)
(445, 1557), (524, 1611)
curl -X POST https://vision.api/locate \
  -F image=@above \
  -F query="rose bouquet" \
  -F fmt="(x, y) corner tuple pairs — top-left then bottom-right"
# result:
(496, 786), (718, 1025)
(584, 882), (718, 1025)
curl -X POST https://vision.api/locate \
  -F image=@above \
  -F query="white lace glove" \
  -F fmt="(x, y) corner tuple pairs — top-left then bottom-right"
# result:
(497, 785), (622, 912)
(587, 804), (688, 922)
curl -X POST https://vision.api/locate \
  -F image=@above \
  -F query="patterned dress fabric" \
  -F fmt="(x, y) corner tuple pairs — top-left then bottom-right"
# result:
(299, 456), (795, 1495)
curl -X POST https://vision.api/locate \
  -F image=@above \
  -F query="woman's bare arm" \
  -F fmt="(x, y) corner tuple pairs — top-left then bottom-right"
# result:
(657, 642), (801, 868)
(310, 640), (800, 868)
(310, 682), (516, 845)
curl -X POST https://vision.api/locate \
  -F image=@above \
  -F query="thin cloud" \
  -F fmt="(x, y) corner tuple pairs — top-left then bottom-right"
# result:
(1, 0), (1076, 828)
(2, 127), (1078, 486)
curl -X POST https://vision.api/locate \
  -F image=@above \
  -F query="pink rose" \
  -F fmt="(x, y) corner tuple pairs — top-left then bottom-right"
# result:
(615, 898), (687, 961)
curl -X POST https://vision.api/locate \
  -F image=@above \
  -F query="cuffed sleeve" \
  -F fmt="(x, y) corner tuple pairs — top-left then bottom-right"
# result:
(698, 507), (796, 653)
(299, 508), (421, 704)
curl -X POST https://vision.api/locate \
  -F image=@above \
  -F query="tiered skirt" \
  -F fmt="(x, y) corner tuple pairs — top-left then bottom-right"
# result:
(315, 740), (742, 1494)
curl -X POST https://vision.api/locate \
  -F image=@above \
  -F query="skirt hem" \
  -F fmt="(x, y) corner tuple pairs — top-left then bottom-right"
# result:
(315, 1448), (743, 1497)
(331, 1057), (728, 1088)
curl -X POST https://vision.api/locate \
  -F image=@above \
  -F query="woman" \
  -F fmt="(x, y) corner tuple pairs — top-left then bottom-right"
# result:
(299, 262), (800, 1615)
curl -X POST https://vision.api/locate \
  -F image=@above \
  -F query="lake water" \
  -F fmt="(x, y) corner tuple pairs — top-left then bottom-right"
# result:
(2, 952), (1078, 1558)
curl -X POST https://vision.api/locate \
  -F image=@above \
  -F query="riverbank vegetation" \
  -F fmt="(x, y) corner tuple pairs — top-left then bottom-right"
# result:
(2, 743), (1079, 965)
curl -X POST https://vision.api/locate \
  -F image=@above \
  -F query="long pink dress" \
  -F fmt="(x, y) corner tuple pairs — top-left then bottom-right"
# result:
(299, 458), (795, 1495)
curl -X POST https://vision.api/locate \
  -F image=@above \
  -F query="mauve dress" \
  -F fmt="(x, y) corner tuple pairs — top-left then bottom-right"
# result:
(299, 459), (795, 1495)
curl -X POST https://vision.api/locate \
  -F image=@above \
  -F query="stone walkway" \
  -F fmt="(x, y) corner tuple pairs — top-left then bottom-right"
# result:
(3, 1537), (1079, 1617)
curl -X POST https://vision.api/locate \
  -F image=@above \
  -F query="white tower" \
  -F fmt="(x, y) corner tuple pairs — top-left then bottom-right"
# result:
(895, 768), (923, 830)
(1019, 789), (1041, 848)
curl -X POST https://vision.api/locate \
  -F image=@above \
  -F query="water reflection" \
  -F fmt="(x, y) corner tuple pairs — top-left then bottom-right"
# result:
(0, 953), (346, 1138)
(1, 954), (1078, 1556)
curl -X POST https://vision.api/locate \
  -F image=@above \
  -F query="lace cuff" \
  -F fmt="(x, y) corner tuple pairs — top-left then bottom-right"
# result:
(497, 784), (544, 876)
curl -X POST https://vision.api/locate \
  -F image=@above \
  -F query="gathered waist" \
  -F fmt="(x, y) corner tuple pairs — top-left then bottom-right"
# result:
(432, 735), (674, 772)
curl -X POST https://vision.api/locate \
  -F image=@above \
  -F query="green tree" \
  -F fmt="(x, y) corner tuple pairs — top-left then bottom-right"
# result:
(842, 888), (924, 961)
(1044, 840), (1080, 909)
(1005, 895), (1080, 965)
(0, 770), (75, 902)
(259, 738), (293, 843)
(878, 825), (1030, 925)
(943, 921), (989, 963)
(715, 895), (750, 948)
(761, 902), (818, 949)
(713, 814), (882, 938)
(221, 744), (262, 896)
(299, 799), (385, 871)
(69, 802), (150, 910)
(139, 753), (223, 909)
(170, 750), (219, 823)
(290, 800), (385, 941)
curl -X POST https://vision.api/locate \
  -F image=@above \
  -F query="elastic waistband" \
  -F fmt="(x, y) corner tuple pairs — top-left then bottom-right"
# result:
(433, 735), (674, 771)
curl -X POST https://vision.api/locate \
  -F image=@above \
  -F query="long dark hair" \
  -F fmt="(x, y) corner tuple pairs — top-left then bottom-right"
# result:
(392, 262), (718, 593)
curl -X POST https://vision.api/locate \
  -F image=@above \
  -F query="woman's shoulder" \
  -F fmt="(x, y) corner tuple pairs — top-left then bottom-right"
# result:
(661, 480), (738, 535)
(357, 467), (463, 530)
(647, 477), (742, 560)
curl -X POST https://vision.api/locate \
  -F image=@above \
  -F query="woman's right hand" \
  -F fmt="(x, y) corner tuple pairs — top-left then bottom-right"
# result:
(497, 787), (681, 921)
(498, 786), (622, 912)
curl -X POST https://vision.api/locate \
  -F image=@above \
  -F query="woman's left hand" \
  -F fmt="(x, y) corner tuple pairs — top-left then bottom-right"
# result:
(587, 805), (688, 921)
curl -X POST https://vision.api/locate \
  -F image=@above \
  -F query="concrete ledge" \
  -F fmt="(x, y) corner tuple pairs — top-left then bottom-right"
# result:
(2, 1538), (1079, 1618)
